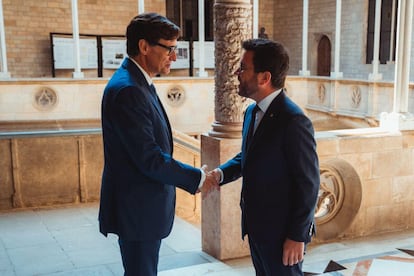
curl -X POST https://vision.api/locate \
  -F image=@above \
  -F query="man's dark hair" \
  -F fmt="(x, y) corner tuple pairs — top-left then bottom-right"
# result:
(242, 39), (290, 89)
(126, 13), (180, 57)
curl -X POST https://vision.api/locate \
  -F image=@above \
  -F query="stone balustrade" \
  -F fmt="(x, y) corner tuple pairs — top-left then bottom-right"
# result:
(1, 76), (414, 259)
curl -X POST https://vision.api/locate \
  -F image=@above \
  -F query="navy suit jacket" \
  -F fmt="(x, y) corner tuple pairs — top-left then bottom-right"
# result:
(99, 58), (201, 241)
(219, 91), (320, 244)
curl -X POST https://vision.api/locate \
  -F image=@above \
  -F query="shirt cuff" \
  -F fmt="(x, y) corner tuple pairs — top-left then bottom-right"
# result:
(198, 169), (206, 189)
(217, 168), (224, 183)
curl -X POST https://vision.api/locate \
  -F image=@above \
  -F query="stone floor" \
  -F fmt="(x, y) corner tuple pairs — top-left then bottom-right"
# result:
(1, 203), (414, 275)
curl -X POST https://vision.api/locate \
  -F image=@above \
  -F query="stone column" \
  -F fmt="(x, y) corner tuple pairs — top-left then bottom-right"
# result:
(138, 0), (144, 13)
(387, 0), (396, 64)
(380, 0), (414, 130)
(201, 0), (252, 260)
(198, 0), (208, 77)
(71, 0), (84, 79)
(331, 0), (343, 78)
(369, 0), (383, 80)
(0, 0), (10, 79)
(209, 0), (252, 139)
(299, 0), (310, 76)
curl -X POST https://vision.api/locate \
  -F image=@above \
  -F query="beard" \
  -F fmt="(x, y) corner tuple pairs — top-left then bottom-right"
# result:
(238, 80), (257, 99)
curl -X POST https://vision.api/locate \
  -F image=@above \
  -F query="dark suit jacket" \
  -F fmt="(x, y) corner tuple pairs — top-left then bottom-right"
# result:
(219, 91), (320, 244)
(99, 58), (201, 241)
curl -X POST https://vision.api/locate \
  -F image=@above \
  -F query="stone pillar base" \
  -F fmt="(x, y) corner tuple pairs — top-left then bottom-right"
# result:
(380, 112), (414, 131)
(200, 134), (250, 260)
(0, 72), (11, 79)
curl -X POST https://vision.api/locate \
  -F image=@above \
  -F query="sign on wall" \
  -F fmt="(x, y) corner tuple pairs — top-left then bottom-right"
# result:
(193, 41), (215, 68)
(171, 41), (190, 69)
(102, 38), (127, 69)
(52, 36), (98, 69)
(50, 33), (215, 76)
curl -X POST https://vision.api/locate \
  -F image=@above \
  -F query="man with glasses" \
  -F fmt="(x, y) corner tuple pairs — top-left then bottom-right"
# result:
(210, 39), (320, 275)
(99, 13), (218, 276)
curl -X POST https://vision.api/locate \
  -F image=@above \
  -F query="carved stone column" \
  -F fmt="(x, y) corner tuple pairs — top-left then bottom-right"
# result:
(201, 0), (252, 260)
(209, 0), (252, 138)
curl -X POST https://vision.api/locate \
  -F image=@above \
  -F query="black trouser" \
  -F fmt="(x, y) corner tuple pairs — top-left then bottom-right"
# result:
(118, 238), (161, 276)
(248, 237), (303, 276)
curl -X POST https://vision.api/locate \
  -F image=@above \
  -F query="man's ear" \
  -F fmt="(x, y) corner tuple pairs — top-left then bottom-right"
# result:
(138, 39), (149, 55)
(258, 71), (272, 86)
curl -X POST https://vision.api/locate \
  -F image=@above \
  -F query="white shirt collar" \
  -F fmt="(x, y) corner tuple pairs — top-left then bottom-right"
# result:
(128, 57), (152, 86)
(256, 88), (283, 113)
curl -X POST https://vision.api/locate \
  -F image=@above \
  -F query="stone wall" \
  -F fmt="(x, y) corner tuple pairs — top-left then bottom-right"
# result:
(315, 128), (414, 241)
(1, 0), (164, 78)
(0, 129), (201, 220)
(0, 77), (215, 136)
(272, 0), (398, 80)
(2, 0), (405, 81)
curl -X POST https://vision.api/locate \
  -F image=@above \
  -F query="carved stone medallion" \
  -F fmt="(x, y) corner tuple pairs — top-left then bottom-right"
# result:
(34, 87), (58, 111)
(166, 85), (185, 107)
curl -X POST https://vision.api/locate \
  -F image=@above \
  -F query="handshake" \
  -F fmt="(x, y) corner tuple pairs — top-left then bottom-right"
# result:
(197, 165), (221, 198)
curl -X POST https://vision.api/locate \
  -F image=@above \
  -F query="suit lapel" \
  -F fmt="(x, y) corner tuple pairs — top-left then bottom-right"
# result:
(245, 92), (285, 154)
(242, 104), (257, 165)
(123, 58), (174, 150)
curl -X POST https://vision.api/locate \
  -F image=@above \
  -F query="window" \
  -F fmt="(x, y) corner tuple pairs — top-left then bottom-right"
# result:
(166, 0), (214, 41)
(366, 0), (397, 64)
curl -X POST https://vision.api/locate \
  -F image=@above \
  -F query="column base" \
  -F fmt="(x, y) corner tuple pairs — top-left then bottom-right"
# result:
(0, 72), (11, 79)
(208, 121), (243, 139)
(197, 70), (209, 77)
(201, 134), (250, 260)
(299, 70), (310, 76)
(330, 71), (343, 78)
(368, 73), (383, 81)
(72, 71), (84, 78)
(380, 112), (414, 131)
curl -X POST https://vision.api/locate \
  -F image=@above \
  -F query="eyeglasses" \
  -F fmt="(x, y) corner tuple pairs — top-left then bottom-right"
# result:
(155, 42), (178, 56)
(235, 64), (254, 74)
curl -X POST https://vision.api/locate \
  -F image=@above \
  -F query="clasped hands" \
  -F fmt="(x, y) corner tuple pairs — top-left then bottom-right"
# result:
(197, 165), (220, 198)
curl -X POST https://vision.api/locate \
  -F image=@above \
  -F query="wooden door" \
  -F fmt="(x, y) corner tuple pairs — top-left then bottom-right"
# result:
(317, 35), (331, 76)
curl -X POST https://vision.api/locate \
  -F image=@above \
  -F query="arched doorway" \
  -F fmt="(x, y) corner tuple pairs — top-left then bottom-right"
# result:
(317, 35), (331, 76)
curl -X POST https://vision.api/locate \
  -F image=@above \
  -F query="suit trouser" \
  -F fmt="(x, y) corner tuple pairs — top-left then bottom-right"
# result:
(248, 237), (303, 276)
(118, 238), (161, 276)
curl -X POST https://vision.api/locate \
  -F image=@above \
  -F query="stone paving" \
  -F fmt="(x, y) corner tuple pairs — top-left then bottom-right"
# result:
(1, 203), (414, 275)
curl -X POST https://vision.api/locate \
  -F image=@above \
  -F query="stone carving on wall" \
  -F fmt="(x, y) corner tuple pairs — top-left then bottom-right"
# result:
(211, 0), (252, 138)
(315, 166), (345, 224)
(351, 85), (362, 108)
(314, 159), (362, 241)
(166, 85), (185, 107)
(318, 83), (326, 104)
(34, 87), (58, 111)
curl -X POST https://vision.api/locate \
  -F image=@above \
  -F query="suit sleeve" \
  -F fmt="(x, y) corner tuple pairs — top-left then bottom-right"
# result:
(111, 86), (201, 194)
(284, 115), (320, 242)
(217, 105), (252, 185)
(218, 152), (242, 185)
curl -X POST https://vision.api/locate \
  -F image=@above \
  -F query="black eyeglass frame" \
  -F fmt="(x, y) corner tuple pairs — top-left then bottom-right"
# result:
(154, 42), (178, 56)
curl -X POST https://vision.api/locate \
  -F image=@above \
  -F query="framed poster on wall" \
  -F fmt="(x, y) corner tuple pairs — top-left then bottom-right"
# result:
(52, 36), (97, 69)
(102, 38), (127, 69)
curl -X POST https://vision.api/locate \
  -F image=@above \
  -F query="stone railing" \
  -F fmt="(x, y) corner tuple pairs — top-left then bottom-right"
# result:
(1, 77), (412, 134)
(0, 128), (201, 216)
(313, 127), (414, 242)
(201, 127), (414, 259)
